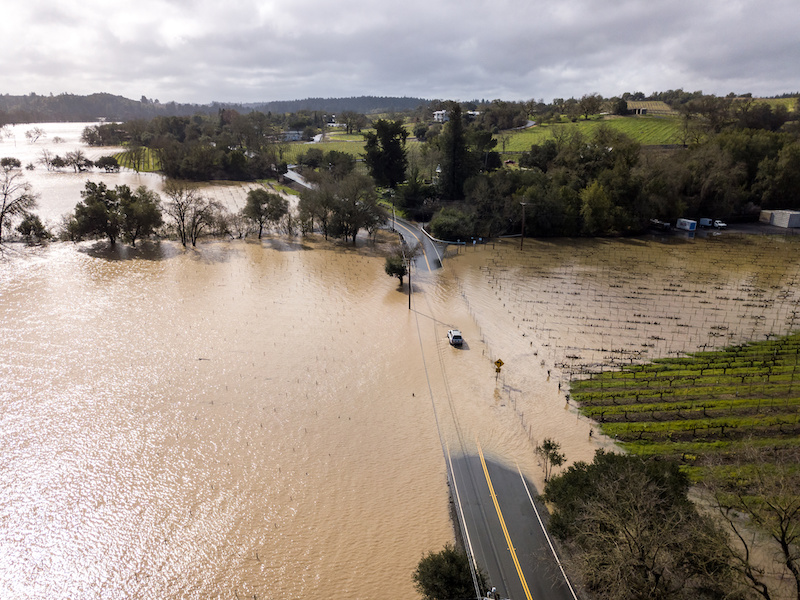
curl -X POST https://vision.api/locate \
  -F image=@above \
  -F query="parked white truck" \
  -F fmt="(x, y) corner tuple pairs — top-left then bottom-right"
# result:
(699, 218), (728, 229)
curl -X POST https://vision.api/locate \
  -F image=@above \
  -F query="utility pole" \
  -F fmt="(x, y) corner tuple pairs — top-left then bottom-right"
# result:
(401, 245), (412, 310)
(407, 257), (412, 309)
(520, 202), (528, 249)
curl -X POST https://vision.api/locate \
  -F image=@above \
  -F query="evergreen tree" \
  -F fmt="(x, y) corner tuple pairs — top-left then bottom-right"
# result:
(363, 119), (408, 188)
(437, 104), (471, 200)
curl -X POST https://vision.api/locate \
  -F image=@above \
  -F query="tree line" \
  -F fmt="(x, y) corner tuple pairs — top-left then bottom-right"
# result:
(2, 90), (798, 245)
(0, 92), (431, 125)
(43, 174), (382, 249)
(55, 180), (292, 248)
(394, 98), (800, 241)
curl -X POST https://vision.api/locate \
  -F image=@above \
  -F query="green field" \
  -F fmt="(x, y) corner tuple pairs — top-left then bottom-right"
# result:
(289, 115), (685, 163)
(113, 148), (161, 172)
(570, 332), (800, 479)
(501, 116), (684, 152)
(282, 139), (370, 163)
(752, 97), (798, 112)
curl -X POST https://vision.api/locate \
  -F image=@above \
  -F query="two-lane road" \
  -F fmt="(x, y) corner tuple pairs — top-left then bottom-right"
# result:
(400, 216), (577, 599)
(449, 449), (578, 600)
(391, 218), (447, 272)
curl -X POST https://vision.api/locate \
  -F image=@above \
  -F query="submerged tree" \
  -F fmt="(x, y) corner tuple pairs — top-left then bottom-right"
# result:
(65, 149), (93, 172)
(384, 253), (408, 285)
(95, 155), (120, 173)
(16, 213), (49, 241)
(535, 437), (565, 482)
(0, 165), (38, 243)
(163, 180), (220, 247)
(118, 185), (163, 246)
(24, 127), (46, 144)
(70, 181), (162, 247)
(242, 188), (288, 238)
(71, 181), (122, 246)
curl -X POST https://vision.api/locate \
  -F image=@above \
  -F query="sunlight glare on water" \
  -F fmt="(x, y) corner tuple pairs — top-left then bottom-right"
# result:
(0, 240), (453, 599)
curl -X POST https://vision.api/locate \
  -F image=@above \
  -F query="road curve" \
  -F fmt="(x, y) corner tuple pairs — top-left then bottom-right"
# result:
(390, 218), (447, 272)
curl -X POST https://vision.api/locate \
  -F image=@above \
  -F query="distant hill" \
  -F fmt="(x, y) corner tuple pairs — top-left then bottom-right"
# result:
(0, 92), (431, 124)
(243, 96), (430, 115)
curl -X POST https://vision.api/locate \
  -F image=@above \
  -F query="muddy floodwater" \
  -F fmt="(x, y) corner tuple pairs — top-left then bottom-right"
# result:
(2, 231), (799, 599)
(4, 125), (800, 600)
(0, 122), (261, 225)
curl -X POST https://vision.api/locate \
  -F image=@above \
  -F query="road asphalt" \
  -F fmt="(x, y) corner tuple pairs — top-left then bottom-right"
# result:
(450, 454), (578, 600)
(395, 217), (578, 599)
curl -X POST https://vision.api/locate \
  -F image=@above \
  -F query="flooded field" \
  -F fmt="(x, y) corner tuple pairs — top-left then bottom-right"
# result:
(2, 232), (799, 599)
(446, 235), (800, 463)
(3, 124), (800, 599)
(0, 122), (261, 226)
(0, 239), (456, 599)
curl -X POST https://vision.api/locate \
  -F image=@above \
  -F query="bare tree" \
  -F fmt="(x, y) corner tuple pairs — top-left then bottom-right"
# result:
(535, 437), (565, 482)
(570, 467), (736, 600)
(703, 444), (800, 600)
(0, 166), (38, 242)
(24, 127), (46, 144)
(163, 180), (220, 247)
(65, 150), (92, 172)
(38, 149), (55, 171)
(545, 453), (744, 600)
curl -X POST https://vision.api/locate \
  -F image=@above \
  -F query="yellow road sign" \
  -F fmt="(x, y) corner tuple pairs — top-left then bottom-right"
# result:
(495, 359), (504, 368)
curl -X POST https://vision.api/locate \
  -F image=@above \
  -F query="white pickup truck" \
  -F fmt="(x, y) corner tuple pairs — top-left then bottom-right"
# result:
(447, 329), (463, 347)
(700, 218), (727, 229)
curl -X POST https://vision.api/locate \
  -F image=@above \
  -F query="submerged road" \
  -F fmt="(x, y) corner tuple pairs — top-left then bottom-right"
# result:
(391, 218), (447, 273)
(401, 215), (576, 599)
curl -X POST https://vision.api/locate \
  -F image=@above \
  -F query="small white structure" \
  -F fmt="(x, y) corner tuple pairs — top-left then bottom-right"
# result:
(676, 218), (697, 231)
(433, 110), (449, 123)
(760, 210), (800, 228)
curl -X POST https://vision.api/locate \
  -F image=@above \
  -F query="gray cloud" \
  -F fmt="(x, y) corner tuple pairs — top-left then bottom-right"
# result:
(1, 0), (797, 103)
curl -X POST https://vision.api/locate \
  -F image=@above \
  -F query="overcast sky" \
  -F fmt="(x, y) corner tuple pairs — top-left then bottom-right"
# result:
(1, 0), (798, 104)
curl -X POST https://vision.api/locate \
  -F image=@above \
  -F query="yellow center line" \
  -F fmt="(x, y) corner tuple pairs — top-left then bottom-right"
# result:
(477, 441), (533, 600)
(393, 221), (433, 271)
